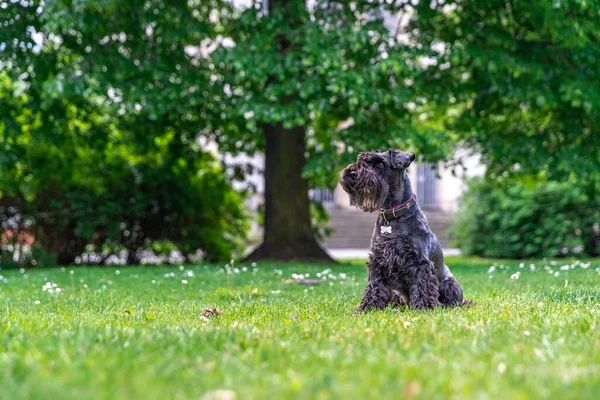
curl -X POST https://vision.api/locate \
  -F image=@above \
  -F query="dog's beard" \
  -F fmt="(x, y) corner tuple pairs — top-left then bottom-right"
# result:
(348, 170), (389, 212)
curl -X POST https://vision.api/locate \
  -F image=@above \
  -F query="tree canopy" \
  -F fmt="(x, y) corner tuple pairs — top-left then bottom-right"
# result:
(410, 0), (600, 180)
(1, 0), (454, 262)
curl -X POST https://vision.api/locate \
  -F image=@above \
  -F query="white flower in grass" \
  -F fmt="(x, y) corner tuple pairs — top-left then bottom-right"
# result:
(497, 362), (507, 374)
(179, 265), (185, 271)
(404, 321), (411, 328)
(553, 271), (560, 277)
(42, 282), (62, 294)
(519, 263), (525, 268)
(530, 265), (536, 271)
(60, 267), (66, 272)
(271, 290), (281, 294)
(251, 262), (257, 267)
(339, 273), (347, 279)
(34, 300), (40, 305)
(181, 280), (188, 284)
(101, 285), (107, 290)
(488, 266), (496, 274)
(185, 270), (194, 277)
(20, 268), (25, 274)
(151, 280), (157, 284)
(511, 273), (520, 280)
(550, 261), (557, 266)
(83, 284), (89, 289)
(537, 302), (544, 307)
(560, 265), (570, 271)
(115, 270), (121, 275)
(523, 330), (530, 336)
(242, 267), (247, 272)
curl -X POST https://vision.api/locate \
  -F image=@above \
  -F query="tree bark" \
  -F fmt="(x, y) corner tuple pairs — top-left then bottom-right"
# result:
(244, 124), (334, 262)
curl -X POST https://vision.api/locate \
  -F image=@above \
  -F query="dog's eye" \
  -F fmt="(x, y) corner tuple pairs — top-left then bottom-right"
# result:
(375, 162), (385, 169)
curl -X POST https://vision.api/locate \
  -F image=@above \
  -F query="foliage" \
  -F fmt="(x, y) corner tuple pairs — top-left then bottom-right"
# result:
(211, 0), (456, 185)
(409, 0), (600, 253)
(1, 258), (600, 398)
(0, 70), (248, 266)
(0, 0), (456, 183)
(451, 178), (599, 259)
(410, 0), (600, 179)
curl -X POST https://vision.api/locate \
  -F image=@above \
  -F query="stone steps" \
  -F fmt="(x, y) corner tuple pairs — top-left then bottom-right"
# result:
(322, 207), (453, 249)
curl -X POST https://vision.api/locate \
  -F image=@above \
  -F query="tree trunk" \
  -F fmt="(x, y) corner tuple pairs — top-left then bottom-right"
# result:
(244, 124), (334, 262)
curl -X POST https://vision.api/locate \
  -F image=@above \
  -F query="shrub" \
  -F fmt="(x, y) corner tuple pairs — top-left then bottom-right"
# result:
(451, 178), (598, 259)
(0, 73), (249, 266)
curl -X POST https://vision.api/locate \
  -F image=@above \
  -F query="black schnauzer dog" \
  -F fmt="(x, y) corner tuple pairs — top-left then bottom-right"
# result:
(341, 149), (463, 312)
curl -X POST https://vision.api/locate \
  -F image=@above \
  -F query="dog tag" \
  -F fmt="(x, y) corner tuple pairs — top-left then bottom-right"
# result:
(380, 225), (392, 234)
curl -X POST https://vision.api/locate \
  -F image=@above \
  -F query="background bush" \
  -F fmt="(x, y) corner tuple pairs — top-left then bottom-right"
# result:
(0, 72), (249, 267)
(451, 178), (599, 259)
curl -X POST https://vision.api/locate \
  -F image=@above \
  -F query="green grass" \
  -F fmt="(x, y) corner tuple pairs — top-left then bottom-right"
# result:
(1, 256), (600, 400)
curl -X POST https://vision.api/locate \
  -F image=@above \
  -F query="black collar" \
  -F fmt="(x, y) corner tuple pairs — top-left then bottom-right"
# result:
(380, 193), (417, 221)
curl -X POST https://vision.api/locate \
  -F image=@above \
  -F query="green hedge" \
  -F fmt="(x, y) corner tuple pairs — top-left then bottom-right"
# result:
(451, 178), (598, 259)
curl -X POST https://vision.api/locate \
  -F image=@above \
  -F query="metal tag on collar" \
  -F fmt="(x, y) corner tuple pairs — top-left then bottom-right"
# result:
(380, 211), (392, 234)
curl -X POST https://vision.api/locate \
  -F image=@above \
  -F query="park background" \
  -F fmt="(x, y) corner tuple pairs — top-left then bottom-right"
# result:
(1, 1), (600, 399)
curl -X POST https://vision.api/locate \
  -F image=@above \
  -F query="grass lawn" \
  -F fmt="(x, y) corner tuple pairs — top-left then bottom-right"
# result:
(1, 256), (600, 400)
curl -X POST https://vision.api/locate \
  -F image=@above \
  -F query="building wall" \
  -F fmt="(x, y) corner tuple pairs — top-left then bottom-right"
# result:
(436, 151), (486, 213)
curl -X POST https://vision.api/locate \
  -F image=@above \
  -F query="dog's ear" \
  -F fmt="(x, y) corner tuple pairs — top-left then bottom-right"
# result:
(388, 150), (416, 169)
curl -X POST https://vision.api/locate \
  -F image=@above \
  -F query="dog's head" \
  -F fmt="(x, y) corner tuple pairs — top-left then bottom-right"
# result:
(340, 149), (416, 212)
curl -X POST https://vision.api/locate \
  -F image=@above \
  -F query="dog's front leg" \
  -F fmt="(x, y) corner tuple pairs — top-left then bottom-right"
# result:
(408, 260), (440, 310)
(355, 278), (394, 314)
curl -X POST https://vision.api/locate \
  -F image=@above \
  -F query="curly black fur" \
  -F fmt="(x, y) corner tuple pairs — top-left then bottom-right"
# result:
(341, 149), (464, 313)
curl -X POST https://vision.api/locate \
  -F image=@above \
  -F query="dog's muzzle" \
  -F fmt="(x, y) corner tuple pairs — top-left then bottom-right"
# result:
(341, 166), (358, 192)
